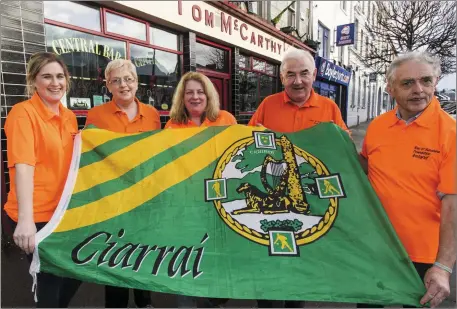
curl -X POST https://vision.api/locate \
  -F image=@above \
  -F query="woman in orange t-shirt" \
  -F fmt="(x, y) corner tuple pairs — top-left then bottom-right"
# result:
(165, 72), (236, 129)
(4, 52), (80, 307)
(165, 72), (233, 307)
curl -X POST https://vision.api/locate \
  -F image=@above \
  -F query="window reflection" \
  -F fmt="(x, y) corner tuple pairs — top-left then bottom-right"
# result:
(150, 27), (178, 50)
(106, 12), (146, 41)
(44, 1), (100, 31)
(239, 54), (278, 112)
(130, 44), (179, 112)
(195, 42), (228, 73)
(253, 58), (265, 72)
(45, 24), (126, 110)
(239, 71), (258, 112)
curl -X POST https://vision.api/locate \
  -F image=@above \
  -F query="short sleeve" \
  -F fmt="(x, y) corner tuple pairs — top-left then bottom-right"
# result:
(4, 106), (36, 167)
(437, 131), (456, 194)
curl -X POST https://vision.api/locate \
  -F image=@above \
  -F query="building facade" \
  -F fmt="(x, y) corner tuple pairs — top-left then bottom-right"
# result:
(1, 0), (316, 190)
(346, 0), (393, 127)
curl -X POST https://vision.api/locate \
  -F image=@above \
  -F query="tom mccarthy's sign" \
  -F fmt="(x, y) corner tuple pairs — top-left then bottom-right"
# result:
(116, 1), (291, 61)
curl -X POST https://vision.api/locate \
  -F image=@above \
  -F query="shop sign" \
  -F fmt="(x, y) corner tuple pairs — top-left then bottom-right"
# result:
(116, 1), (291, 61)
(336, 23), (355, 46)
(50, 37), (124, 61)
(316, 56), (351, 86)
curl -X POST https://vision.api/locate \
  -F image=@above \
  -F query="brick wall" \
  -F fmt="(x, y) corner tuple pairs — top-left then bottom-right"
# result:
(1, 1), (46, 190)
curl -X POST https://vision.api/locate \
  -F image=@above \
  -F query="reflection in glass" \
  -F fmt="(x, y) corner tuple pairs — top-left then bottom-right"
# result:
(106, 12), (146, 41)
(260, 75), (275, 102)
(266, 63), (275, 75)
(150, 27), (178, 50)
(195, 43), (228, 73)
(239, 71), (258, 112)
(45, 24), (126, 109)
(44, 1), (100, 31)
(239, 54), (249, 69)
(253, 58), (266, 72)
(130, 44), (179, 111)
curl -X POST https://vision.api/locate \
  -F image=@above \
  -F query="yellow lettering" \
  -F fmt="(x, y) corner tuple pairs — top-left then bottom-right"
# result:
(51, 40), (61, 55)
(72, 38), (81, 52)
(115, 51), (122, 59)
(64, 38), (74, 52)
(95, 41), (101, 55)
(88, 40), (95, 54)
(80, 38), (88, 52)
(58, 39), (67, 54)
(103, 45), (111, 58)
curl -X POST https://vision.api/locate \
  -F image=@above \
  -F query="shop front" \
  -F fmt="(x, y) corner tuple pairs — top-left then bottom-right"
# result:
(40, 1), (313, 126)
(313, 56), (351, 123)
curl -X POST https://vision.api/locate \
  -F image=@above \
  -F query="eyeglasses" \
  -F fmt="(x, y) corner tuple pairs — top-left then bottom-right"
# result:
(108, 76), (136, 86)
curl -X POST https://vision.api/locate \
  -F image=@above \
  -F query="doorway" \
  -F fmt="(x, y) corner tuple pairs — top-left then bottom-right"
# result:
(195, 38), (231, 111)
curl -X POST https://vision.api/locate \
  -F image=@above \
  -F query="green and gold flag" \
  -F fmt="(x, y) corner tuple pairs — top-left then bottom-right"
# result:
(31, 123), (425, 306)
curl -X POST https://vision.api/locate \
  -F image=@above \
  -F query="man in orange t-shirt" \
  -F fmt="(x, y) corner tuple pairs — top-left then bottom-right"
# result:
(360, 51), (455, 308)
(248, 48), (349, 135)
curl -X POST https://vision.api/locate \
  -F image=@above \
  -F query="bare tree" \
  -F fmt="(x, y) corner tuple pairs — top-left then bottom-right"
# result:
(364, 1), (456, 76)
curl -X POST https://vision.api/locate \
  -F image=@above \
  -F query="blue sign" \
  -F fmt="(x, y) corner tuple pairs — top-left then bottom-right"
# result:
(315, 56), (351, 86)
(336, 23), (355, 46)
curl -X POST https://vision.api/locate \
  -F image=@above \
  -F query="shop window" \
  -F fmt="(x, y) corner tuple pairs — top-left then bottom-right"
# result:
(150, 27), (178, 51)
(318, 22), (330, 59)
(239, 54), (249, 69)
(253, 58), (266, 72)
(45, 24), (126, 110)
(195, 42), (229, 73)
(106, 12), (146, 41)
(130, 44), (179, 112)
(239, 71), (258, 112)
(239, 54), (278, 113)
(44, 1), (101, 32)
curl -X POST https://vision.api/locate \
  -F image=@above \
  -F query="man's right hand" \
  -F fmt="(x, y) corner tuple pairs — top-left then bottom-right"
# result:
(13, 219), (37, 254)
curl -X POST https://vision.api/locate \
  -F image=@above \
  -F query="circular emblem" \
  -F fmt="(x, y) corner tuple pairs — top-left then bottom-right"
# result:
(207, 133), (345, 253)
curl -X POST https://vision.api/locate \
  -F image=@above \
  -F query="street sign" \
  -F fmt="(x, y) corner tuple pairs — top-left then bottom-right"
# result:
(336, 23), (355, 46)
(369, 73), (377, 82)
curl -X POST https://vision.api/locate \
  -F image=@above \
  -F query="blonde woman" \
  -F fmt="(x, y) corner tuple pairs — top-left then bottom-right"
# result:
(165, 72), (236, 128)
(4, 52), (80, 307)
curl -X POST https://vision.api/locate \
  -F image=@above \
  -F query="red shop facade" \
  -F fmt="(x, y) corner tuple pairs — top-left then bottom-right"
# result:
(0, 1), (314, 208)
(43, 0), (313, 127)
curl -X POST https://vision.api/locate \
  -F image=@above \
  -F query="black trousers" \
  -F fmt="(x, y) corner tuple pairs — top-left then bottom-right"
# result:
(8, 216), (82, 308)
(356, 262), (432, 308)
(105, 285), (152, 308)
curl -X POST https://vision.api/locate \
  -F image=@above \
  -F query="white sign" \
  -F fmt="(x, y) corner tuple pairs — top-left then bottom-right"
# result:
(115, 1), (292, 61)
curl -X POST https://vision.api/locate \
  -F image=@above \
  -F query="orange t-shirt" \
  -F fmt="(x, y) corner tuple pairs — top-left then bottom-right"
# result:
(361, 98), (456, 263)
(164, 110), (237, 128)
(4, 93), (78, 222)
(85, 98), (161, 133)
(248, 90), (349, 134)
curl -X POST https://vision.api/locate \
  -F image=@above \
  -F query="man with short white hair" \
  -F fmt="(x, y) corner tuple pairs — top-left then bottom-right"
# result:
(248, 48), (349, 308)
(360, 51), (456, 308)
(248, 48), (349, 135)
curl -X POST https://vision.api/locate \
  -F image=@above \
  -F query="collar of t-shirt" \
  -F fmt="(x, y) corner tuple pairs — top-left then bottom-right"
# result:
(109, 97), (145, 119)
(395, 109), (423, 125)
(283, 89), (319, 108)
(30, 92), (72, 122)
(390, 97), (440, 128)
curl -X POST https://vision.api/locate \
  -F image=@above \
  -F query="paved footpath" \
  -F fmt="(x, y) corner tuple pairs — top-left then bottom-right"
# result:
(1, 121), (455, 308)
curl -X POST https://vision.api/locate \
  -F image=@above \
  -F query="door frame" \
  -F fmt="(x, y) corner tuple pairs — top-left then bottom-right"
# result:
(195, 37), (232, 111)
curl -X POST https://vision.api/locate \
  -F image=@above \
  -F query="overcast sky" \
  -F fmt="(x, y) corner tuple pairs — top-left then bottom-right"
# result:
(437, 74), (456, 90)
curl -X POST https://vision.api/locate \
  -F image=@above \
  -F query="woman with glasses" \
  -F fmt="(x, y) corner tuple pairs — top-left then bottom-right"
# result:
(85, 59), (159, 308)
(85, 59), (160, 133)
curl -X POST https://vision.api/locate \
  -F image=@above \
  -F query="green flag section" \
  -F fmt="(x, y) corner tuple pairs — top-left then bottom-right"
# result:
(30, 123), (426, 306)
